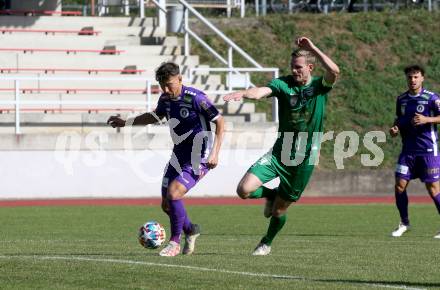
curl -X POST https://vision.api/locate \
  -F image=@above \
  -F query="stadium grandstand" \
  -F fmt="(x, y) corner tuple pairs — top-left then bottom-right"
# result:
(0, 0), (277, 201)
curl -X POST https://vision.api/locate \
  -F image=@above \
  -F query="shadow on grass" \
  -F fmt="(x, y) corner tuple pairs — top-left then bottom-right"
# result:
(283, 276), (440, 289)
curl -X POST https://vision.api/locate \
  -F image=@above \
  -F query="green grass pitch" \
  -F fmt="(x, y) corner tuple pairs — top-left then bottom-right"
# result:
(0, 204), (439, 289)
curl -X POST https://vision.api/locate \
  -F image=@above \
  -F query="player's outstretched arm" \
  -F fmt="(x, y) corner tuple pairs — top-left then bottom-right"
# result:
(297, 36), (340, 86)
(107, 111), (164, 128)
(207, 115), (225, 169)
(223, 87), (272, 102)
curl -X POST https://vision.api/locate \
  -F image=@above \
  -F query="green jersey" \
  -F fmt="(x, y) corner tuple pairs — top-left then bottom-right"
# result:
(267, 75), (333, 164)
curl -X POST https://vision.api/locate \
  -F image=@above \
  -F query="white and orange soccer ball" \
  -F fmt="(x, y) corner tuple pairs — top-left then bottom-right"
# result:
(138, 221), (166, 249)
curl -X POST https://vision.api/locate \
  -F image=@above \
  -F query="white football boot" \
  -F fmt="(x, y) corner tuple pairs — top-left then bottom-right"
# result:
(391, 222), (410, 237)
(159, 241), (180, 257)
(182, 224), (201, 255)
(252, 243), (271, 256)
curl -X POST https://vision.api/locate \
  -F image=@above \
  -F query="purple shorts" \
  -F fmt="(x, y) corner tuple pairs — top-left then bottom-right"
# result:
(161, 162), (209, 197)
(395, 154), (440, 183)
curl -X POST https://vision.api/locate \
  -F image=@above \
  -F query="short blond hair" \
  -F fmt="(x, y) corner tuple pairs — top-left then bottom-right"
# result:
(291, 49), (315, 64)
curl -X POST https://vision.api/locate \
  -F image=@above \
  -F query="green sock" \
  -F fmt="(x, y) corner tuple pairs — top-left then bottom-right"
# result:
(249, 186), (277, 199)
(261, 215), (287, 246)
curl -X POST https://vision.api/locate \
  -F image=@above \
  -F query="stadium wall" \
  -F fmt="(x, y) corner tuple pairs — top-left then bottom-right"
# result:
(11, 0), (61, 11)
(0, 127), (428, 199)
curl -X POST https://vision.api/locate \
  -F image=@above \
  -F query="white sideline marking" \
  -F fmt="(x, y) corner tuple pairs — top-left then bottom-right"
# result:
(0, 255), (426, 290)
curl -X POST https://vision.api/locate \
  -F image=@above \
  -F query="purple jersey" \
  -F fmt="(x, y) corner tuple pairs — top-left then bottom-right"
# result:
(395, 88), (440, 155)
(155, 85), (220, 164)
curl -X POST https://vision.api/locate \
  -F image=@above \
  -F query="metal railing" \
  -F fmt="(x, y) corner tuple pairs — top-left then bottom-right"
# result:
(0, 75), (272, 134)
(177, 0), (280, 121)
(140, 0), (279, 121)
(189, 67), (280, 122)
(0, 76), (155, 135)
(257, 0), (437, 14)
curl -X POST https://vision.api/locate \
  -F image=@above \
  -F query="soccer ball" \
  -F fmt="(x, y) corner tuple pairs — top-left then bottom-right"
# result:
(138, 221), (166, 249)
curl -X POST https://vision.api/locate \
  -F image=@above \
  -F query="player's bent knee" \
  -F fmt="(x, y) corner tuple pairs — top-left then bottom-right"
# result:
(167, 191), (183, 200)
(426, 184), (439, 196)
(236, 185), (250, 199)
(272, 208), (286, 217)
(161, 199), (170, 214)
(395, 184), (406, 194)
(161, 204), (169, 214)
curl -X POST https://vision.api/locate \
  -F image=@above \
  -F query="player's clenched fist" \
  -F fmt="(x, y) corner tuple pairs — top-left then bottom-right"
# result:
(389, 125), (399, 137)
(296, 37), (316, 51)
(107, 115), (126, 128)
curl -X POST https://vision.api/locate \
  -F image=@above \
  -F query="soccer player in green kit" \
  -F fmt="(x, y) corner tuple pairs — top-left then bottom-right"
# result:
(223, 37), (340, 255)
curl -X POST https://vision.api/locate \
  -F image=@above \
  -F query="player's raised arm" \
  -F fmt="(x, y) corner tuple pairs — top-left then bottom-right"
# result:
(223, 87), (273, 102)
(297, 36), (340, 86)
(107, 111), (164, 128)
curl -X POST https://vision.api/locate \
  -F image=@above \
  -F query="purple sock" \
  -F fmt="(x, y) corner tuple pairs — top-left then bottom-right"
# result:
(168, 199), (188, 244)
(395, 190), (409, 225)
(432, 193), (440, 214)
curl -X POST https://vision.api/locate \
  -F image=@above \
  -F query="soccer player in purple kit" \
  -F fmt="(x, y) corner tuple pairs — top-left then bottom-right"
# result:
(107, 62), (225, 255)
(390, 64), (440, 239)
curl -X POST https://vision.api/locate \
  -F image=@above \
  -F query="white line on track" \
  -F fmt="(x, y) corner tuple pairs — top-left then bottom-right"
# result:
(0, 255), (426, 290)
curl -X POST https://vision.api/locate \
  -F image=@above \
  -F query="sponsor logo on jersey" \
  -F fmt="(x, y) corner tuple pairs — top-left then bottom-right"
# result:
(183, 94), (193, 103)
(302, 87), (314, 98)
(200, 100), (215, 117)
(421, 93), (430, 100)
(180, 107), (190, 118)
(427, 168), (440, 174)
(162, 177), (169, 188)
(417, 101), (428, 105)
(200, 100), (209, 110)
(290, 94), (299, 106)
(417, 104), (425, 112)
(184, 89), (197, 96)
(400, 104), (406, 115)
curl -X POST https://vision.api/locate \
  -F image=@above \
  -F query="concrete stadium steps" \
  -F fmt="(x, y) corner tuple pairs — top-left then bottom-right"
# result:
(0, 42), (182, 56)
(0, 16), (161, 29)
(0, 64), (212, 78)
(0, 85), (242, 106)
(0, 28), (166, 39)
(0, 54), (201, 69)
(0, 77), (223, 90)
(0, 15), (265, 123)
(0, 92), (256, 114)
(0, 111), (266, 133)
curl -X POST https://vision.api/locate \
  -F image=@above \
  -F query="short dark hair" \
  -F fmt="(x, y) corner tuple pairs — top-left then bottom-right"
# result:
(155, 62), (180, 83)
(404, 64), (425, 76)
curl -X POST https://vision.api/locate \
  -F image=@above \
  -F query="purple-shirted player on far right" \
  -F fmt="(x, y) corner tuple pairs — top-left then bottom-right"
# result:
(390, 64), (440, 239)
